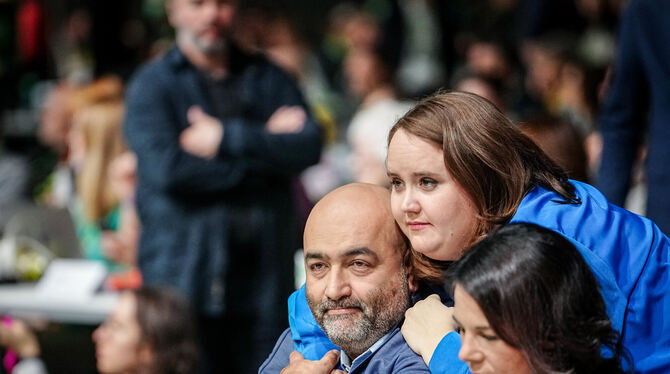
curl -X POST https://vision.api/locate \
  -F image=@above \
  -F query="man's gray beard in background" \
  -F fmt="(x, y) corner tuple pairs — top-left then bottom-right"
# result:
(177, 30), (227, 56)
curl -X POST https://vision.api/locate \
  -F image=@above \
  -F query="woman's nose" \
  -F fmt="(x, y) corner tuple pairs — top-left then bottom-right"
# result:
(401, 189), (421, 214)
(458, 333), (484, 364)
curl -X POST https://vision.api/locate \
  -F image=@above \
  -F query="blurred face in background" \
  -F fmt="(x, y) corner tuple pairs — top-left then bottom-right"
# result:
(344, 48), (386, 99)
(167, 0), (237, 56)
(93, 293), (152, 374)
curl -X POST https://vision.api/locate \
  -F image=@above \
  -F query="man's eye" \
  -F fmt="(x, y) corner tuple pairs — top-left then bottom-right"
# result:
(454, 324), (463, 335)
(309, 263), (326, 272)
(352, 260), (368, 267)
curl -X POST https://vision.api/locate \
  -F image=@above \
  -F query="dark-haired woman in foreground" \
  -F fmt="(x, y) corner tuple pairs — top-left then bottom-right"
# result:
(451, 223), (628, 374)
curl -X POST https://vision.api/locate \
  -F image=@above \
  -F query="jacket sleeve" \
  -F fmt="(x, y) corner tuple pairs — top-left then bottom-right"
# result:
(288, 285), (339, 361)
(596, 0), (647, 206)
(218, 63), (323, 175)
(258, 328), (293, 374)
(123, 67), (246, 196)
(427, 333), (471, 374)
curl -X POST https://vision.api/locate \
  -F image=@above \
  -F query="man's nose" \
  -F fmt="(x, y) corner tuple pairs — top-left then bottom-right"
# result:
(324, 269), (351, 301)
(201, 0), (219, 22)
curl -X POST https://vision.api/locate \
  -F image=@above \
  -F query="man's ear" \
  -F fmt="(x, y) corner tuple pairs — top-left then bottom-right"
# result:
(165, 0), (177, 27)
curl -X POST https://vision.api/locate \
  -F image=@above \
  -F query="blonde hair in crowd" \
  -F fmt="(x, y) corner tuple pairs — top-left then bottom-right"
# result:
(72, 100), (127, 222)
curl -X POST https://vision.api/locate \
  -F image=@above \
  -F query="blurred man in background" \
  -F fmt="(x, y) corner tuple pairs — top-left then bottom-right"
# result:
(597, 0), (670, 234)
(123, 0), (322, 372)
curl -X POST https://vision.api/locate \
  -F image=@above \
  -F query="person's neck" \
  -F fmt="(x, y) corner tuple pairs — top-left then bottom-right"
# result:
(361, 85), (396, 107)
(179, 43), (229, 79)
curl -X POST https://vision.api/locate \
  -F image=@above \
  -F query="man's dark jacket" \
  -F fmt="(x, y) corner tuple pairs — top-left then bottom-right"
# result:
(123, 45), (322, 323)
(597, 0), (670, 234)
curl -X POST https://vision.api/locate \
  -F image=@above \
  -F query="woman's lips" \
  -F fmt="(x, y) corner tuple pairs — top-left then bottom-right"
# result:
(408, 222), (430, 231)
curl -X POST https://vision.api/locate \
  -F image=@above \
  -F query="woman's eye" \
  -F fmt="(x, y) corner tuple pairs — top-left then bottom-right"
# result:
(480, 333), (499, 341)
(390, 178), (404, 189)
(454, 325), (463, 335)
(419, 177), (437, 188)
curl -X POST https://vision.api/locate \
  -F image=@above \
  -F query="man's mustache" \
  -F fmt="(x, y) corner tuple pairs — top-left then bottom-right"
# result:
(318, 297), (364, 314)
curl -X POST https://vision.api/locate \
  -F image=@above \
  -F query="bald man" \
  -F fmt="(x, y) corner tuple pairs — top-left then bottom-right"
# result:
(259, 184), (431, 373)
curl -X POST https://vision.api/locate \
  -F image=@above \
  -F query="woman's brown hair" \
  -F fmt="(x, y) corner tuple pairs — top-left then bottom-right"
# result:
(134, 287), (200, 374)
(389, 91), (578, 246)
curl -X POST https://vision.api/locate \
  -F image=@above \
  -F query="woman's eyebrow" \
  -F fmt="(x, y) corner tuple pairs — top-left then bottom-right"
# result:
(453, 315), (492, 330)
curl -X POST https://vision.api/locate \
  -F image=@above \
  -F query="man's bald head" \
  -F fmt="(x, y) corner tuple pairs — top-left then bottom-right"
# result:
(304, 183), (406, 257)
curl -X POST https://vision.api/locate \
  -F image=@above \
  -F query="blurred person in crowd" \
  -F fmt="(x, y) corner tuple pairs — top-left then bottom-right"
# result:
(0, 124), (31, 233)
(260, 183), (431, 373)
(122, 0), (322, 372)
(451, 223), (629, 374)
(36, 77), (124, 209)
(518, 116), (588, 182)
(522, 32), (573, 116)
(35, 82), (77, 209)
(38, 83), (76, 155)
(597, 0), (670, 234)
(344, 42), (412, 186)
(573, 0), (617, 70)
(102, 150), (141, 290)
(0, 287), (198, 374)
(554, 55), (607, 178)
(0, 317), (46, 374)
(93, 287), (199, 374)
(68, 100), (128, 267)
(454, 71), (505, 113)
(260, 11), (343, 138)
(455, 39), (523, 117)
(46, 6), (94, 84)
(68, 96), (141, 290)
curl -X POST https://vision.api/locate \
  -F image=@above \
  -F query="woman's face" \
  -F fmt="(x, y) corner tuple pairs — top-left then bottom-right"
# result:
(453, 285), (532, 374)
(387, 129), (478, 260)
(93, 293), (152, 374)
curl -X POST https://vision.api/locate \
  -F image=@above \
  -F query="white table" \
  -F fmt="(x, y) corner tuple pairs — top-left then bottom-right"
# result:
(0, 284), (118, 325)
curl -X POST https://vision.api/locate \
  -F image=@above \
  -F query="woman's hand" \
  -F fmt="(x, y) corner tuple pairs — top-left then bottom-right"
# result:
(401, 294), (455, 366)
(0, 319), (40, 358)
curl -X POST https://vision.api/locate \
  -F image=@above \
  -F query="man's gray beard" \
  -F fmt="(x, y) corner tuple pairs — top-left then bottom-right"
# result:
(177, 31), (227, 56)
(307, 270), (410, 358)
